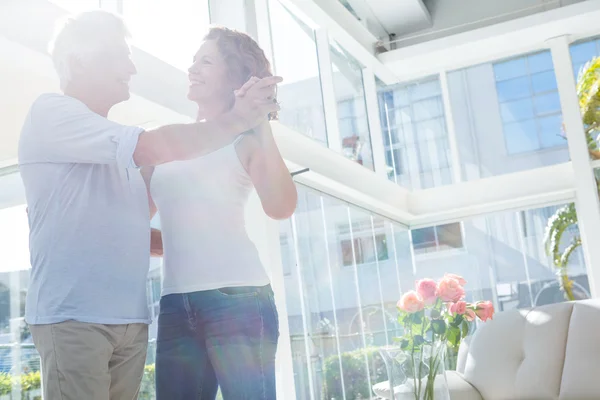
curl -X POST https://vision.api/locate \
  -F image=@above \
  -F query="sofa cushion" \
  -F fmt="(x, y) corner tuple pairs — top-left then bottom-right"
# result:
(462, 301), (574, 400)
(446, 371), (482, 400)
(455, 336), (471, 374)
(559, 299), (600, 399)
(373, 372), (483, 400)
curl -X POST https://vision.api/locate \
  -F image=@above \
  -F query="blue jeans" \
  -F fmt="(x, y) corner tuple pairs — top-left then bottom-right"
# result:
(155, 285), (279, 400)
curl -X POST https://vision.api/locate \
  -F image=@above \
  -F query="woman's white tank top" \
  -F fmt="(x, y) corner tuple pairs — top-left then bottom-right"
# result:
(150, 136), (269, 296)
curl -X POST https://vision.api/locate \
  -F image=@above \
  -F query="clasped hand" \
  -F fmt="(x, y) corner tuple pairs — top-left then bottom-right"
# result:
(230, 75), (282, 129)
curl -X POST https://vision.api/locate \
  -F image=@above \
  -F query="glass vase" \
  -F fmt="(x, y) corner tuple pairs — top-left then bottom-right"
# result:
(404, 341), (450, 400)
(378, 342), (450, 400)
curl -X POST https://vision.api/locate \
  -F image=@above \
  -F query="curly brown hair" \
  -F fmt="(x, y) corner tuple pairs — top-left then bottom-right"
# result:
(204, 26), (278, 120)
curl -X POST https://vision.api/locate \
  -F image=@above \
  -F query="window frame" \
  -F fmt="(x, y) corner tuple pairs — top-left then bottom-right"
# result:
(337, 219), (389, 268)
(378, 77), (453, 189)
(410, 222), (465, 257)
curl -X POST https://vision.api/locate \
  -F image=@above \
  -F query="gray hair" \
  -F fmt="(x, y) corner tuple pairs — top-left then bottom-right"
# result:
(49, 10), (131, 89)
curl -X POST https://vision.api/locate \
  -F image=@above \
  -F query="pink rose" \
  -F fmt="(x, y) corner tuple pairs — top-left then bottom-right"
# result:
(436, 276), (466, 302)
(416, 279), (438, 305)
(475, 301), (494, 322)
(449, 301), (467, 315)
(465, 309), (476, 322)
(398, 291), (425, 313)
(444, 273), (467, 286)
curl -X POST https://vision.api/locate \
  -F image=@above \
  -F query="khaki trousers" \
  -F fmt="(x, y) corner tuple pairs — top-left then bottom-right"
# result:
(30, 320), (148, 400)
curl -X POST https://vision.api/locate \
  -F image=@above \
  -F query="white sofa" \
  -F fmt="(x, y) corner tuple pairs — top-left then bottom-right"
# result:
(448, 299), (600, 400)
(374, 299), (600, 400)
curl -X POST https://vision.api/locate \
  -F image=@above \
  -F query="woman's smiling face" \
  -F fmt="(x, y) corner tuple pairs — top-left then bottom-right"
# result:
(187, 39), (235, 104)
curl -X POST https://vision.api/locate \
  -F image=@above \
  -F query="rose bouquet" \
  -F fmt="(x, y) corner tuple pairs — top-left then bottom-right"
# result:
(395, 274), (494, 400)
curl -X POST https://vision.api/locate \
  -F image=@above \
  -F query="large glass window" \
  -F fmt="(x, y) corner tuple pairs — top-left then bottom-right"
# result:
(279, 234), (294, 277)
(49, 0), (101, 13)
(282, 184), (589, 396)
(269, 0), (327, 144)
(378, 77), (454, 189)
(493, 52), (563, 154)
(50, 0), (210, 71)
(570, 37), (600, 78)
(331, 42), (374, 169)
(0, 174), (38, 398)
(446, 50), (569, 182)
(281, 186), (407, 399)
(0, 171), (162, 399)
(122, 0), (210, 71)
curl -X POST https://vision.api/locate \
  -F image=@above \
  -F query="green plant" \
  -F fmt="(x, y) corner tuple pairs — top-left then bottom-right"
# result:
(544, 57), (600, 301)
(20, 371), (40, 393)
(0, 373), (11, 395)
(0, 371), (42, 398)
(138, 364), (155, 400)
(322, 347), (387, 400)
(137, 363), (224, 399)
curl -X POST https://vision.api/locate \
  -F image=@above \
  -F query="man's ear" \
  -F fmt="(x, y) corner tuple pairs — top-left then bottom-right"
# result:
(68, 55), (86, 79)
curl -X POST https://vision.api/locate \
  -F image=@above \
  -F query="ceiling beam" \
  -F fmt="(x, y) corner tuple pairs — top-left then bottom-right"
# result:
(271, 121), (578, 229)
(272, 121), (413, 226)
(409, 163), (576, 228)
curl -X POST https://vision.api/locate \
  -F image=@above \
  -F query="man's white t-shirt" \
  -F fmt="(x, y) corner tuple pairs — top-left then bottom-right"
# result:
(18, 93), (151, 325)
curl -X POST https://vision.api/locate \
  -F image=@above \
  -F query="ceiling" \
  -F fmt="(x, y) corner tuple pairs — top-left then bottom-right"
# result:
(338, 0), (432, 39)
(332, 0), (588, 50)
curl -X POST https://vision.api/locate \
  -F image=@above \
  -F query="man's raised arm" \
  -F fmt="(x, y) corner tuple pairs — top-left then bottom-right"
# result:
(133, 76), (281, 167)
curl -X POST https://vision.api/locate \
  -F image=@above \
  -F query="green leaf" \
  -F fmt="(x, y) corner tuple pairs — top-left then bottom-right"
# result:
(451, 314), (464, 328)
(400, 339), (411, 350)
(411, 311), (423, 324)
(431, 319), (447, 335)
(414, 335), (425, 346)
(461, 320), (470, 337)
(543, 203), (580, 301)
(430, 308), (441, 319)
(401, 314), (412, 326)
(447, 326), (461, 348)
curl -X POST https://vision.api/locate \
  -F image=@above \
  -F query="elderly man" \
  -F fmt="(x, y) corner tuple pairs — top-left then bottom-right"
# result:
(18, 10), (280, 400)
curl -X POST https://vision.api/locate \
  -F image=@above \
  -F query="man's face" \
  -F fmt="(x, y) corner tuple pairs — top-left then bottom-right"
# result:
(73, 38), (137, 106)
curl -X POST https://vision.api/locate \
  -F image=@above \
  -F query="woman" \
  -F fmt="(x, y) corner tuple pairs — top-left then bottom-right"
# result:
(145, 27), (297, 399)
